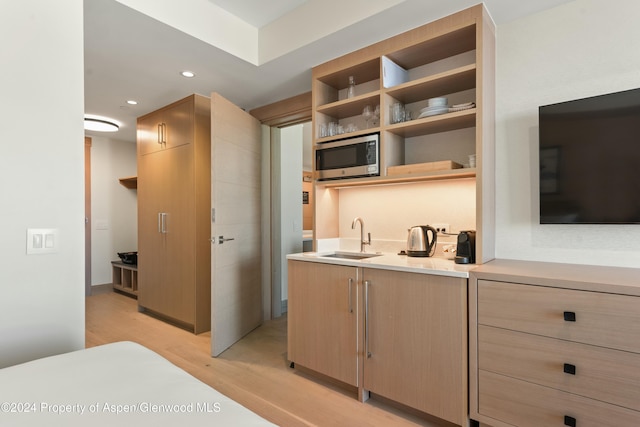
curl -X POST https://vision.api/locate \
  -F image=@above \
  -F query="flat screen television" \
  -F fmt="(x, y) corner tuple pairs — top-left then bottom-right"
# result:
(539, 88), (640, 224)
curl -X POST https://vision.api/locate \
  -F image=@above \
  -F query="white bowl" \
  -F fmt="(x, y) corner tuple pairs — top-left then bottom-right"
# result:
(428, 97), (448, 107)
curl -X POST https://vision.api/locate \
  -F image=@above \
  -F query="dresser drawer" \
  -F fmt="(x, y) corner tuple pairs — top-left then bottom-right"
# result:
(479, 325), (640, 412)
(478, 370), (640, 427)
(477, 280), (640, 352)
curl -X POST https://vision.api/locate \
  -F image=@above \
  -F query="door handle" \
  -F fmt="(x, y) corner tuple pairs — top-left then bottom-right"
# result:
(218, 236), (235, 244)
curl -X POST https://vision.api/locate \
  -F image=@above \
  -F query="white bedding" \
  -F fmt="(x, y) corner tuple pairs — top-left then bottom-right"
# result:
(0, 341), (276, 426)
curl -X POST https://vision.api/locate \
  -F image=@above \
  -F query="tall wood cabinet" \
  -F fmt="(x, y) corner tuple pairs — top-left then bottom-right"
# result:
(312, 4), (495, 263)
(137, 94), (211, 334)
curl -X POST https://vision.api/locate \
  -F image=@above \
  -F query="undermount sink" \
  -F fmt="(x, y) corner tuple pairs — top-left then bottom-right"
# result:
(320, 251), (382, 260)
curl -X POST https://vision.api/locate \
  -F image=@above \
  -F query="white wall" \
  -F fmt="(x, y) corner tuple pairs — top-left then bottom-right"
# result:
(89, 136), (137, 285)
(495, 0), (640, 267)
(0, 0), (85, 367)
(279, 124), (304, 304)
(338, 180), (476, 253)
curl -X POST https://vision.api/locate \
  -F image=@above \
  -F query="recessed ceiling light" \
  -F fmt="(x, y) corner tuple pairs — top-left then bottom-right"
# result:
(181, 71), (195, 78)
(126, 100), (138, 105)
(84, 116), (120, 132)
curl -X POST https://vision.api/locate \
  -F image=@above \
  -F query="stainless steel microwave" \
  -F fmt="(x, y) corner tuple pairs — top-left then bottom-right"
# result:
(315, 133), (379, 180)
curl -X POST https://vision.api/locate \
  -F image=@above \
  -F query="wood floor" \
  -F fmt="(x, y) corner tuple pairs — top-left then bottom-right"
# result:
(86, 290), (449, 426)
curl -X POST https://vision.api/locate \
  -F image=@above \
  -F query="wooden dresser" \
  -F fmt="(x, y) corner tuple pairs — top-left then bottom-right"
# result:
(469, 259), (640, 427)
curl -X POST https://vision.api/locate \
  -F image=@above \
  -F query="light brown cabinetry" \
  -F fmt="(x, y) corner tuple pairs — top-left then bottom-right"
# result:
(470, 260), (640, 427)
(137, 97), (194, 155)
(287, 260), (359, 386)
(312, 4), (495, 263)
(287, 260), (468, 425)
(363, 268), (468, 425)
(137, 94), (211, 334)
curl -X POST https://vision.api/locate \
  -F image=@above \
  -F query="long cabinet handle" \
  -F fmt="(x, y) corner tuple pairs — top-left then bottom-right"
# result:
(157, 123), (167, 144)
(158, 212), (167, 234)
(348, 278), (353, 313)
(365, 280), (371, 358)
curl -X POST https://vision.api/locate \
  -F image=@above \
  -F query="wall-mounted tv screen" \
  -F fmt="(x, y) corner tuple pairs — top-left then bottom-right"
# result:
(539, 87), (640, 224)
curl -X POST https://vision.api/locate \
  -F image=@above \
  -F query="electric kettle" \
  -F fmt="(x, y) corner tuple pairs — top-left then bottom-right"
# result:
(406, 225), (437, 257)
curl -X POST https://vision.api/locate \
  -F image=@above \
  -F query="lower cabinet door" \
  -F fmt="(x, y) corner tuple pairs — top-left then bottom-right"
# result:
(362, 269), (467, 425)
(287, 260), (358, 386)
(479, 370), (640, 427)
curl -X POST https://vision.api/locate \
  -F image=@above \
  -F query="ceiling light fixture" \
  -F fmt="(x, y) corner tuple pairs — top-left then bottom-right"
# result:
(126, 100), (138, 105)
(84, 117), (120, 132)
(181, 70), (195, 78)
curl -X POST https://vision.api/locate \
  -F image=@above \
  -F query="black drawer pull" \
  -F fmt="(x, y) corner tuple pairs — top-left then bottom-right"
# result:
(563, 311), (576, 322)
(564, 415), (577, 426)
(563, 363), (576, 375)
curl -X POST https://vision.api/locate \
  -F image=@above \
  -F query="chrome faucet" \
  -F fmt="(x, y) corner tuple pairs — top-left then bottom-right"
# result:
(351, 217), (371, 253)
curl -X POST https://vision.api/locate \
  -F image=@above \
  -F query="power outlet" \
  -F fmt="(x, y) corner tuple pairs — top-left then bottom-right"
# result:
(432, 223), (450, 234)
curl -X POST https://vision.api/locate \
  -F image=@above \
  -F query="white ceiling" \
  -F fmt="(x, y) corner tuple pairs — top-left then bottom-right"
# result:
(206, 0), (309, 28)
(83, 0), (575, 142)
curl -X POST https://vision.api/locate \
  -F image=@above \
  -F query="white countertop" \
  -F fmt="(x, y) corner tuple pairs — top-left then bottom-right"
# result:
(287, 251), (476, 278)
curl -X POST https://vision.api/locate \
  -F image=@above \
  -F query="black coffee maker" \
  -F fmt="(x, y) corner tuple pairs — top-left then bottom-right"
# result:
(454, 230), (476, 264)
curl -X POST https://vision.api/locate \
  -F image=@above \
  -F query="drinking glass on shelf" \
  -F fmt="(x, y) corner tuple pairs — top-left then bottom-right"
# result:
(404, 109), (412, 122)
(319, 123), (327, 138)
(328, 122), (337, 136)
(362, 105), (373, 128)
(391, 102), (404, 124)
(373, 105), (380, 127)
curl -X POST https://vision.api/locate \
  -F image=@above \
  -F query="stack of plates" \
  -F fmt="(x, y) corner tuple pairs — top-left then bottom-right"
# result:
(418, 105), (448, 118)
(418, 97), (449, 118)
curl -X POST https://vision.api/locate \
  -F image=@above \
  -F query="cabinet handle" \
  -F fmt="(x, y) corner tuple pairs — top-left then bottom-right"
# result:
(348, 278), (353, 313)
(162, 123), (167, 144)
(365, 280), (371, 358)
(158, 212), (167, 234)
(564, 415), (577, 427)
(563, 363), (576, 375)
(563, 311), (576, 322)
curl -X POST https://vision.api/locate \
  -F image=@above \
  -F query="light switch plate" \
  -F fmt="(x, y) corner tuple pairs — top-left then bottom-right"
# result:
(27, 228), (59, 254)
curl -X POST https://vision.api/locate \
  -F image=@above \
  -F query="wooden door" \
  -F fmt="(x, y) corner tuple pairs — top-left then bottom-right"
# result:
(137, 110), (163, 156)
(210, 92), (263, 356)
(137, 150), (167, 312)
(288, 260), (359, 386)
(363, 269), (468, 426)
(138, 145), (196, 325)
(84, 137), (92, 296)
(162, 97), (193, 150)
(137, 97), (194, 156)
(159, 145), (196, 324)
